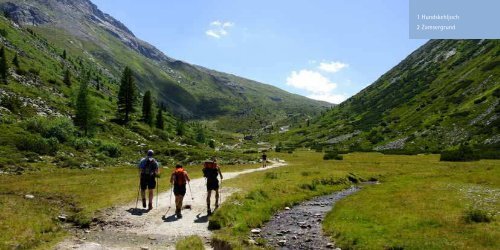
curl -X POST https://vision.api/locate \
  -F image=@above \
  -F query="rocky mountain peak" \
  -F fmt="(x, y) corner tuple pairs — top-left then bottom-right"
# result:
(0, 0), (170, 62)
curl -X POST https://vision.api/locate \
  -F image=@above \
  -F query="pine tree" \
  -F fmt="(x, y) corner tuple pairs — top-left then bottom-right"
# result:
(62, 50), (67, 60)
(12, 53), (19, 68)
(176, 120), (185, 136)
(194, 123), (206, 143)
(63, 69), (71, 87)
(0, 46), (8, 84)
(208, 139), (216, 149)
(74, 71), (96, 136)
(142, 90), (153, 126)
(117, 67), (136, 124)
(155, 108), (164, 129)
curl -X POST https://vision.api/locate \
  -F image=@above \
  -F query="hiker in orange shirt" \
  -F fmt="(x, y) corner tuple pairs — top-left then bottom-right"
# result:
(170, 164), (190, 218)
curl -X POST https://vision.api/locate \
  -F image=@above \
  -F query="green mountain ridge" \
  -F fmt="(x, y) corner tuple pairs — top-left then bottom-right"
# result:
(282, 39), (499, 154)
(0, 0), (330, 130)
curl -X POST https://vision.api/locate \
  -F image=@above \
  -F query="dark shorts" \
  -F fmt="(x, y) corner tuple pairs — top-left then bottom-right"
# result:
(206, 179), (219, 191)
(140, 174), (156, 190)
(173, 184), (186, 196)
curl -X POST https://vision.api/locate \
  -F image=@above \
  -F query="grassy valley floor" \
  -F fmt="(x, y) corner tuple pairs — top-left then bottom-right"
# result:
(209, 151), (499, 249)
(0, 162), (260, 249)
(1, 151), (498, 249)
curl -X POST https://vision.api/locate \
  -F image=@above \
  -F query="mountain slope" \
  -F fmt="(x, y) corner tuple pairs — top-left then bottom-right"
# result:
(0, 0), (329, 130)
(283, 40), (500, 153)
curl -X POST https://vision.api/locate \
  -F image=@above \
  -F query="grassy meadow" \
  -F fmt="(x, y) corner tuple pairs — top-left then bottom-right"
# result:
(0, 162), (260, 249)
(210, 150), (499, 249)
(1, 150), (498, 249)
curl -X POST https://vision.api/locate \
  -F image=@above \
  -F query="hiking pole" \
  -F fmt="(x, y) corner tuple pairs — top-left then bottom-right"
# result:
(219, 179), (223, 204)
(135, 174), (140, 209)
(156, 175), (159, 209)
(188, 181), (194, 200)
(164, 185), (173, 216)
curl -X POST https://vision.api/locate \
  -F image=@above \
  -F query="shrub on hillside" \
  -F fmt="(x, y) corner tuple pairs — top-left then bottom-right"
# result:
(463, 208), (493, 223)
(275, 142), (283, 152)
(2, 95), (23, 114)
(15, 68), (27, 76)
(24, 117), (75, 143)
(323, 151), (343, 160)
(98, 142), (121, 158)
(15, 135), (59, 155)
(310, 143), (323, 152)
(440, 145), (479, 162)
(473, 96), (487, 104)
(493, 87), (500, 98)
(481, 60), (500, 72)
(72, 138), (93, 151)
(473, 143), (500, 159)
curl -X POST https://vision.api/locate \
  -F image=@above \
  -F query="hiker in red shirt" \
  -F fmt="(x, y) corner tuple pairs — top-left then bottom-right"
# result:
(170, 164), (190, 218)
(203, 157), (223, 215)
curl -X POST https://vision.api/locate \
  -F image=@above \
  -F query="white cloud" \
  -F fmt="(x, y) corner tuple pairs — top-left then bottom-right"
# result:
(286, 69), (347, 104)
(210, 21), (222, 26)
(222, 22), (234, 28)
(307, 93), (348, 104)
(318, 61), (349, 73)
(205, 30), (221, 38)
(206, 20), (234, 39)
(286, 70), (337, 94)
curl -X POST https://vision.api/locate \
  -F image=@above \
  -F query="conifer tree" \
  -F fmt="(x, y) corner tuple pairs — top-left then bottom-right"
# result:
(12, 53), (19, 68)
(176, 120), (185, 136)
(194, 123), (206, 143)
(0, 46), (8, 84)
(142, 90), (153, 126)
(74, 72), (96, 136)
(155, 108), (164, 130)
(63, 69), (71, 87)
(117, 67), (136, 124)
(62, 50), (67, 59)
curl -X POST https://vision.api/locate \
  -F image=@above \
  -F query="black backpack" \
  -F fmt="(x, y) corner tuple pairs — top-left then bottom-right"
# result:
(203, 167), (218, 179)
(142, 158), (156, 175)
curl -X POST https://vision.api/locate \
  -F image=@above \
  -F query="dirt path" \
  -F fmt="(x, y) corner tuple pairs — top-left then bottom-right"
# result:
(55, 161), (286, 250)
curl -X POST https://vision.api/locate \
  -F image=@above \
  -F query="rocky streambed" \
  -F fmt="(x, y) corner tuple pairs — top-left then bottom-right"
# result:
(251, 185), (374, 249)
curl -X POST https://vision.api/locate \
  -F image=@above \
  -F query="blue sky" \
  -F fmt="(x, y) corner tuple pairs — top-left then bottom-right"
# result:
(92, 0), (427, 104)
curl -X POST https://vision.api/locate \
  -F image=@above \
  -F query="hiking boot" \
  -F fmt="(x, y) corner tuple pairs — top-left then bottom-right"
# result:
(148, 203), (153, 210)
(207, 209), (212, 216)
(142, 199), (146, 208)
(177, 212), (182, 218)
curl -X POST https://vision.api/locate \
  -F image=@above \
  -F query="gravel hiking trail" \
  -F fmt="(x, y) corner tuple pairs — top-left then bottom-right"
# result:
(55, 161), (286, 250)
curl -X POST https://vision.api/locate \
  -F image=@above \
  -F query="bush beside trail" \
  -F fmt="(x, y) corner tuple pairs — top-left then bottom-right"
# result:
(440, 145), (479, 162)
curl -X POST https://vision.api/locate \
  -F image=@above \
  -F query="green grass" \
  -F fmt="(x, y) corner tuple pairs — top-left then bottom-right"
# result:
(325, 154), (499, 250)
(209, 151), (376, 249)
(0, 162), (260, 249)
(175, 235), (205, 250)
(210, 150), (499, 249)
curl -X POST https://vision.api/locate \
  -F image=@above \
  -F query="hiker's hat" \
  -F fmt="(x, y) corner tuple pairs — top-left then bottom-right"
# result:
(147, 149), (154, 157)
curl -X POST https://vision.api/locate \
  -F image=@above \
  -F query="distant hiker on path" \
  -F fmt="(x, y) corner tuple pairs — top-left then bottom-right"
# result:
(170, 164), (190, 218)
(203, 157), (223, 215)
(138, 150), (159, 210)
(261, 152), (268, 168)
